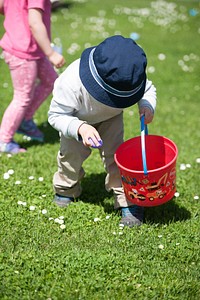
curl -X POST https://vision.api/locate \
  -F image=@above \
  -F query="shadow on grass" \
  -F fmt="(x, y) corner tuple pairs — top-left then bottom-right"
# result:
(81, 173), (114, 214)
(16, 122), (60, 149)
(40, 123), (60, 144)
(145, 200), (191, 225)
(51, 1), (74, 12)
(81, 173), (191, 224)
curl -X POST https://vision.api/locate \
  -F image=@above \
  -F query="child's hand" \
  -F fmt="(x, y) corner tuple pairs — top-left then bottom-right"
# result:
(78, 123), (103, 148)
(139, 106), (154, 124)
(48, 50), (66, 69)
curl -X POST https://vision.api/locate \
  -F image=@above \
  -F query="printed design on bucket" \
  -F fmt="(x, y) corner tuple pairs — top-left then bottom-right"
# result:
(121, 167), (176, 206)
(114, 135), (178, 207)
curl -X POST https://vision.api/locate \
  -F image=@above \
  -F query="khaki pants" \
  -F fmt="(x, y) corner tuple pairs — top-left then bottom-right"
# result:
(53, 113), (133, 209)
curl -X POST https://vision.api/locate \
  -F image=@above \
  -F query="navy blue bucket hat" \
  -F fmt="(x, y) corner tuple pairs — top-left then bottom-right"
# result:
(79, 35), (147, 108)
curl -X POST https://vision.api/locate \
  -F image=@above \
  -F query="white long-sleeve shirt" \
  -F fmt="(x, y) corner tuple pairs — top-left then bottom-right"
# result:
(48, 59), (157, 141)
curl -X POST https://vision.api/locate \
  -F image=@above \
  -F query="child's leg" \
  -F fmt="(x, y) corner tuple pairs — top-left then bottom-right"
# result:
(0, 52), (37, 142)
(53, 134), (91, 198)
(97, 113), (134, 209)
(24, 57), (58, 120)
(97, 114), (144, 227)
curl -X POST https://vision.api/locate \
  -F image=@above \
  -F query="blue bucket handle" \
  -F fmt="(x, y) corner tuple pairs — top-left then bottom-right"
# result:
(140, 115), (148, 176)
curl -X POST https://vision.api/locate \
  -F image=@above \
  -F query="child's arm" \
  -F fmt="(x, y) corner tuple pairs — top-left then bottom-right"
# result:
(0, 0), (4, 14)
(28, 8), (65, 68)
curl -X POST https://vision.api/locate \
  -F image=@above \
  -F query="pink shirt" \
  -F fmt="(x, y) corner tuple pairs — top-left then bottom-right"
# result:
(0, 0), (51, 59)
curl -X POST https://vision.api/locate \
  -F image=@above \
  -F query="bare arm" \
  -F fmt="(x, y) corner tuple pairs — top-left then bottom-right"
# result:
(28, 8), (65, 68)
(0, 0), (4, 14)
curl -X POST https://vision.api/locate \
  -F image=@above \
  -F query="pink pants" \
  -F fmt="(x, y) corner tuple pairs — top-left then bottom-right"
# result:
(0, 51), (58, 142)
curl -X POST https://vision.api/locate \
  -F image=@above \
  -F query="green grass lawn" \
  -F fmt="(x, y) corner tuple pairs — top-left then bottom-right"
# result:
(0, 0), (200, 299)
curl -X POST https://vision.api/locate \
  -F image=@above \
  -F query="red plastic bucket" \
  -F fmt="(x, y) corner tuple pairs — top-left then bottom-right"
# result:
(114, 135), (178, 207)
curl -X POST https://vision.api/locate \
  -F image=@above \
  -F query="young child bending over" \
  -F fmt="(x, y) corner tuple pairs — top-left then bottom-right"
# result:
(48, 35), (157, 227)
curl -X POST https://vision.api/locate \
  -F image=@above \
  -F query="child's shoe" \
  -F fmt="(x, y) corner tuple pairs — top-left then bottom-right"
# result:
(17, 119), (44, 142)
(0, 140), (26, 154)
(53, 194), (74, 207)
(120, 205), (144, 227)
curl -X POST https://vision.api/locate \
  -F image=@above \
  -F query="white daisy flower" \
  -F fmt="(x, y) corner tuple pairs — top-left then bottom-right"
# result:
(8, 169), (14, 175)
(180, 164), (186, 170)
(94, 217), (100, 222)
(41, 209), (47, 214)
(23, 136), (31, 141)
(158, 244), (164, 250)
(60, 224), (66, 229)
(3, 82), (8, 88)
(57, 219), (64, 225)
(196, 158), (200, 163)
(38, 177), (44, 182)
(158, 53), (166, 60)
(129, 111), (134, 116)
(28, 176), (34, 180)
(29, 206), (36, 211)
(3, 173), (10, 180)
(105, 215), (110, 220)
(174, 192), (180, 197)
(148, 66), (155, 73)
(15, 181), (21, 185)
(194, 195), (199, 200)
(17, 201), (26, 206)
(54, 218), (60, 223)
